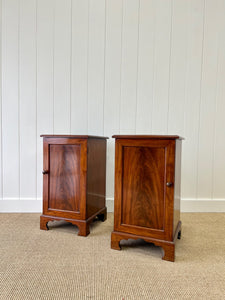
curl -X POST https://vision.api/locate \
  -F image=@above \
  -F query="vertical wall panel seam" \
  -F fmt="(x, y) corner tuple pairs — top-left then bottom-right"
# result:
(86, 0), (90, 133)
(0, 0), (2, 198)
(183, 1), (189, 139)
(134, 0), (141, 134)
(119, 0), (124, 134)
(1, 0), (6, 198)
(196, 0), (206, 200)
(102, 0), (107, 136)
(151, 0), (156, 134)
(52, 0), (55, 134)
(166, 0), (173, 134)
(69, 0), (73, 134)
(18, 0), (21, 199)
(212, 18), (221, 200)
(35, 0), (38, 199)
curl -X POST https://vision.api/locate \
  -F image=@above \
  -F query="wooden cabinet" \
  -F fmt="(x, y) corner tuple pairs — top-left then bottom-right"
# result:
(40, 135), (108, 236)
(111, 135), (183, 261)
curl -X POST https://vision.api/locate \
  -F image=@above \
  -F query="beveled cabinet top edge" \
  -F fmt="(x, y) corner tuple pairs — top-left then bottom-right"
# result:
(40, 135), (109, 139)
(112, 135), (184, 140)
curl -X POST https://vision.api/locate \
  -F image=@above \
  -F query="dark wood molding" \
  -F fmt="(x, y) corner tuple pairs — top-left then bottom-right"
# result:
(112, 135), (184, 140)
(40, 134), (108, 139)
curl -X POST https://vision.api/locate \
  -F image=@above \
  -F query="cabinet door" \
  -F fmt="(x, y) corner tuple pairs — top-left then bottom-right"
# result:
(114, 139), (175, 241)
(42, 138), (87, 219)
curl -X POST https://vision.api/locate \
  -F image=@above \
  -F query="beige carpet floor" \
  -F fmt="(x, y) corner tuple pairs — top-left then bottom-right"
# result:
(0, 213), (225, 300)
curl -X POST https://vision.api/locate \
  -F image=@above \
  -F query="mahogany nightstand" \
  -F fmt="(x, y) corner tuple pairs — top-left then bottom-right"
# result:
(111, 135), (183, 261)
(40, 135), (108, 236)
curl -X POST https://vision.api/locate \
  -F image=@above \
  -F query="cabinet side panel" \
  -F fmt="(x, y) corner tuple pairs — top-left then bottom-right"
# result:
(122, 146), (165, 230)
(43, 139), (50, 214)
(86, 139), (106, 218)
(49, 144), (81, 212)
(173, 140), (182, 237)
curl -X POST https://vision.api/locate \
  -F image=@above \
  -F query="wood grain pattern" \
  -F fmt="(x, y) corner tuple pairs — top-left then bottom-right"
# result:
(164, 139), (176, 241)
(41, 136), (107, 236)
(112, 136), (182, 261)
(173, 139), (182, 238)
(112, 135), (182, 139)
(122, 146), (165, 230)
(42, 137), (87, 220)
(49, 144), (81, 212)
(40, 207), (107, 237)
(111, 224), (181, 262)
(113, 138), (177, 240)
(40, 135), (108, 139)
(86, 138), (107, 218)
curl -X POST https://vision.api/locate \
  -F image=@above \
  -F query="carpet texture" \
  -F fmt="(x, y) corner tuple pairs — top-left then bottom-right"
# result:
(0, 213), (225, 299)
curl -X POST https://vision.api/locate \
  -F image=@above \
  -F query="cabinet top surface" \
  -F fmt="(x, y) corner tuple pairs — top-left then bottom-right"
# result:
(40, 135), (108, 139)
(112, 135), (184, 140)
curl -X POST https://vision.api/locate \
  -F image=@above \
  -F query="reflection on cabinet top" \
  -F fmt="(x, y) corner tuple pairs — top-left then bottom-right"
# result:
(112, 135), (184, 140)
(40, 135), (108, 139)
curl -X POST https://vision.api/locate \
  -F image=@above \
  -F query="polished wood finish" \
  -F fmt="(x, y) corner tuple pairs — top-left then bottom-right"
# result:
(49, 144), (81, 212)
(40, 134), (108, 139)
(87, 138), (107, 218)
(40, 135), (108, 236)
(122, 146), (165, 230)
(111, 135), (183, 262)
(112, 135), (184, 140)
(174, 139), (182, 237)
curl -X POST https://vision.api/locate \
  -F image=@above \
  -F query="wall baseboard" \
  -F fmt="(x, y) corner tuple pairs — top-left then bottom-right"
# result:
(181, 199), (225, 212)
(0, 198), (42, 212)
(106, 198), (225, 213)
(1, 198), (225, 213)
(0, 198), (114, 213)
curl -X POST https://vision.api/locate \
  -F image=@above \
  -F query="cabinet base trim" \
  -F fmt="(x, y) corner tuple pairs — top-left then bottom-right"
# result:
(111, 221), (181, 262)
(40, 207), (107, 237)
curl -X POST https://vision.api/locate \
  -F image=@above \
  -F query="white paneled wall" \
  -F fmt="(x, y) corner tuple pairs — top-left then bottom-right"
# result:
(2, 0), (20, 200)
(19, 0), (37, 199)
(1, 0), (225, 212)
(0, 0), (2, 202)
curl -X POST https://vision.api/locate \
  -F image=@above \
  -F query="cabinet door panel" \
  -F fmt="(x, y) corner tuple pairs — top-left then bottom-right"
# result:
(114, 139), (175, 240)
(49, 144), (80, 212)
(122, 146), (165, 230)
(42, 138), (87, 219)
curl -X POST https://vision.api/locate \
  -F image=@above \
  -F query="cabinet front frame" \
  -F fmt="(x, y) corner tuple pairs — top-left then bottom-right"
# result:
(114, 138), (176, 241)
(42, 137), (87, 220)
